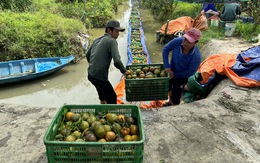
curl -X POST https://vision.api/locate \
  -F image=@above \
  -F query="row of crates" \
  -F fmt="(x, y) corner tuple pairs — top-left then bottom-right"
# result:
(125, 0), (169, 102)
(128, 2), (148, 65)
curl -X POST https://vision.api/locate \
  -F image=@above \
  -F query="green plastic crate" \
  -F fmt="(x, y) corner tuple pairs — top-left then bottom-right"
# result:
(125, 63), (169, 101)
(43, 104), (145, 163)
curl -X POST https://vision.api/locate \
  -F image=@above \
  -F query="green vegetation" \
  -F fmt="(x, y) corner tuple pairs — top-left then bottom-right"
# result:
(0, 11), (85, 61)
(141, 0), (200, 20)
(235, 21), (260, 42)
(0, 0), (120, 61)
(140, 0), (174, 21)
(0, 0), (32, 12)
(170, 2), (201, 19)
(140, 0), (260, 47)
(199, 26), (225, 48)
(82, 0), (113, 28)
(0, 0), (258, 61)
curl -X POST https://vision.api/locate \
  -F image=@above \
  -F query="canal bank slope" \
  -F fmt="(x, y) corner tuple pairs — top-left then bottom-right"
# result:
(0, 38), (260, 163)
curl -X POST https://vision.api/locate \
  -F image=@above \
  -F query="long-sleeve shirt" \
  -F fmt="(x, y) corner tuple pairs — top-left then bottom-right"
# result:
(86, 33), (126, 81)
(221, 3), (241, 21)
(162, 37), (201, 79)
(202, 3), (218, 12)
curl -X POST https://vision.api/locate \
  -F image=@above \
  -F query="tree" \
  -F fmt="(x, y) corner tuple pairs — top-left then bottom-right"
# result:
(0, 0), (32, 12)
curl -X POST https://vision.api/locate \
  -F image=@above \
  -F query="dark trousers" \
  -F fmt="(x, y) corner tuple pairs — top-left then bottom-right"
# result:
(88, 75), (117, 104)
(169, 77), (188, 105)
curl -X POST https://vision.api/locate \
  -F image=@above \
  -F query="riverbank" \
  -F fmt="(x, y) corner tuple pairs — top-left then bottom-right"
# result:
(0, 37), (260, 163)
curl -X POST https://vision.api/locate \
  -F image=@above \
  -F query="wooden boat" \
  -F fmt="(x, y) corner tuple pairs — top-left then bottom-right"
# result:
(0, 55), (75, 85)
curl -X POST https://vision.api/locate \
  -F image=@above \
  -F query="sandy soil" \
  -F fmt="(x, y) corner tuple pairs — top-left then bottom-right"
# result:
(0, 37), (259, 163)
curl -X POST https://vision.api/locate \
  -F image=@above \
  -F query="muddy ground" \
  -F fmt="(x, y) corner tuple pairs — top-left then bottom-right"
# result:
(0, 37), (260, 163)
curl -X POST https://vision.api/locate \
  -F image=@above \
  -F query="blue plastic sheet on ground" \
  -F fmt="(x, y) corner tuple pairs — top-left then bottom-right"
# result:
(231, 45), (260, 82)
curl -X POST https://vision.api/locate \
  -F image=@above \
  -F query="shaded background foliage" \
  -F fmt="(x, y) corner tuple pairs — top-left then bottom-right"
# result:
(140, 0), (259, 44)
(0, 11), (85, 61)
(0, 0), (33, 12)
(0, 0), (120, 61)
(141, 0), (259, 23)
(0, 0), (258, 61)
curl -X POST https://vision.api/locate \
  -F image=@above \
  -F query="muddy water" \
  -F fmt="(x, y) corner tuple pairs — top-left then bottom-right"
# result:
(0, 1), (164, 108)
(139, 9), (165, 63)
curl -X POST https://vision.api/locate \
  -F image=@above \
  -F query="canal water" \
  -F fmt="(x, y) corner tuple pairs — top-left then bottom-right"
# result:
(0, 1), (165, 108)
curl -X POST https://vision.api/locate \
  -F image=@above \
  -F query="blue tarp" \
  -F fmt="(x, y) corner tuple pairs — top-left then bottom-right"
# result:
(231, 45), (260, 82)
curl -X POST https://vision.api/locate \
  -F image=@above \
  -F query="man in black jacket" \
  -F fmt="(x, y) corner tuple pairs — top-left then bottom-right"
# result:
(86, 20), (127, 104)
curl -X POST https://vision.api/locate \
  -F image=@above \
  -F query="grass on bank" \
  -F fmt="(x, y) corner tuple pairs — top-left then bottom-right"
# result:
(199, 20), (260, 49)
(0, 0), (119, 61)
(199, 25), (225, 48)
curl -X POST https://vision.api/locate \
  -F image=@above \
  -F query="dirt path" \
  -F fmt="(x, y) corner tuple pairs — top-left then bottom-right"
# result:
(0, 37), (259, 163)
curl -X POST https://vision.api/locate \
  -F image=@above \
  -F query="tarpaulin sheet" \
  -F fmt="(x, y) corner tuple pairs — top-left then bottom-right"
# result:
(159, 11), (208, 36)
(198, 45), (260, 87)
(159, 16), (194, 35)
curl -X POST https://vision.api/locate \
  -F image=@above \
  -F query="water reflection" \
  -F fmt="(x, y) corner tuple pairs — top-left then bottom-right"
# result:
(140, 9), (164, 63)
(0, 60), (99, 107)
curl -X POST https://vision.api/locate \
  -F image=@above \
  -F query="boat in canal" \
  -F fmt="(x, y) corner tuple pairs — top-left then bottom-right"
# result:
(0, 55), (75, 85)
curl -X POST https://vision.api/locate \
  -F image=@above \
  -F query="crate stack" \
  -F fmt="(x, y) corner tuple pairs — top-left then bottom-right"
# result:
(127, 0), (151, 65)
(124, 0), (169, 102)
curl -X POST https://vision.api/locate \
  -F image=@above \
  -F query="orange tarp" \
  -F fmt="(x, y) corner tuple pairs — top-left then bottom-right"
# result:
(193, 11), (208, 31)
(159, 16), (194, 35)
(198, 53), (260, 87)
(159, 11), (208, 35)
(198, 53), (235, 84)
(115, 76), (126, 104)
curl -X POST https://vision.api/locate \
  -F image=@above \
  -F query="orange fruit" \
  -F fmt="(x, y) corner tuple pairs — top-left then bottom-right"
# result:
(73, 131), (81, 138)
(94, 125), (106, 139)
(126, 70), (132, 75)
(71, 113), (81, 122)
(130, 124), (138, 135)
(117, 114), (125, 122)
(65, 135), (76, 142)
(105, 131), (116, 141)
(106, 113), (117, 123)
(80, 120), (89, 131)
(124, 135), (133, 141)
(103, 124), (111, 132)
(98, 138), (107, 142)
(131, 135), (139, 141)
(65, 112), (74, 121)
